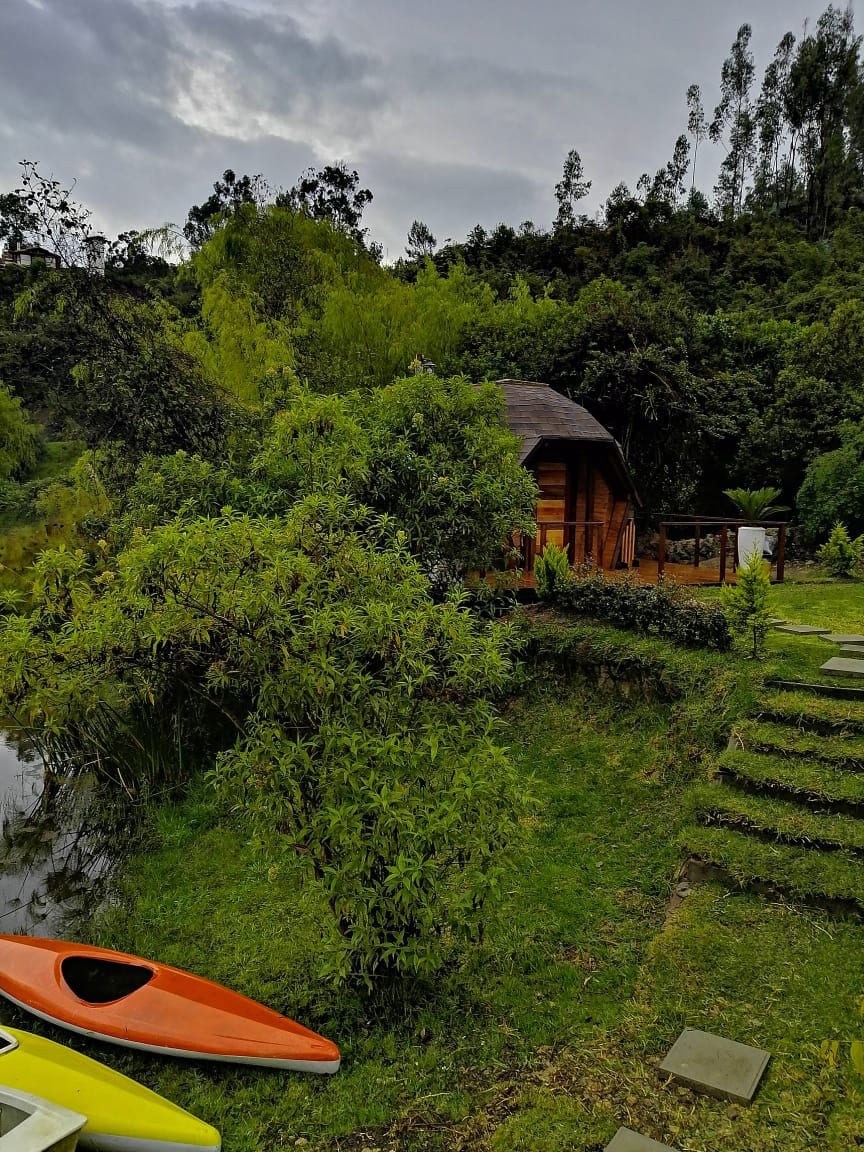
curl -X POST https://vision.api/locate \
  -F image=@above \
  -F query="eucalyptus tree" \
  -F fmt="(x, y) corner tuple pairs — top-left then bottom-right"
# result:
(686, 84), (709, 190)
(554, 150), (592, 228)
(754, 32), (797, 212)
(711, 24), (758, 217)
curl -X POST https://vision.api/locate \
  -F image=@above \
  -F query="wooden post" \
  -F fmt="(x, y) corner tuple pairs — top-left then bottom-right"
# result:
(694, 523), (701, 569)
(732, 523), (739, 570)
(719, 524), (728, 584)
(776, 523), (787, 583)
(657, 524), (666, 583)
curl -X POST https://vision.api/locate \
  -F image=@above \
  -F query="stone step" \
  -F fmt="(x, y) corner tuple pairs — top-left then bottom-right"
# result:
(754, 691), (864, 736)
(606, 1128), (678, 1152)
(821, 658), (864, 680)
(719, 748), (864, 811)
(659, 1028), (770, 1105)
(689, 782), (864, 855)
(774, 624), (831, 635)
(822, 634), (864, 645)
(765, 678), (864, 702)
(733, 719), (864, 771)
(682, 823), (864, 913)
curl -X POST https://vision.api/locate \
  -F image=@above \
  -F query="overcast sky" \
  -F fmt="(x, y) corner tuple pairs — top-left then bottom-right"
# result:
(0, 0), (827, 259)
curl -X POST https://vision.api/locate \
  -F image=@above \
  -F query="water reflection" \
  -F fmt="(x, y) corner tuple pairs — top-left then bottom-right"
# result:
(0, 732), (110, 935)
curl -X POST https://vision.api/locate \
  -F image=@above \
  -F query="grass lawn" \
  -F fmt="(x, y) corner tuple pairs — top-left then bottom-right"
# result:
(5, 580), (864, 1150)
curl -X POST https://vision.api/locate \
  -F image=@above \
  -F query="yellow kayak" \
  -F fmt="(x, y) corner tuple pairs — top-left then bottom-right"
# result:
(0, 1027), (220, 1152)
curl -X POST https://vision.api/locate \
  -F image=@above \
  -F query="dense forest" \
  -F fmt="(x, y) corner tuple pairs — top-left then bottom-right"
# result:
(0, 3), (863, 985)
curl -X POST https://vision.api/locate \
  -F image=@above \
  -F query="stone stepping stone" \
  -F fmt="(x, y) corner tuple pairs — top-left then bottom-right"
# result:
(841, 645), (864, 655)
(606, 1128), (678, 1152)
(822, 658), (864, 679)
(659, 1028), (770, 1104)
(822, 634), (864, 645)
(774, 624), (831, 635)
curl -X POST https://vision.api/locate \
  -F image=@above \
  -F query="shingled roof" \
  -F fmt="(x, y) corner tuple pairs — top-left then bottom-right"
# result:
(496, 378), (641, 506)
(496, 379), (615, 464)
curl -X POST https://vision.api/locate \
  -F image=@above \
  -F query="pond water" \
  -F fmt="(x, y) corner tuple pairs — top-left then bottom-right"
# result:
(0, 732), (108, 936)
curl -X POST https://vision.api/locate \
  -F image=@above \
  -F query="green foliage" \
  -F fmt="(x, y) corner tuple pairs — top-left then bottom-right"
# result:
(534, 542), (571, 599)
(817, 521), (864, 578)
(359, 375), (537, 589)
(540, 566), (732, 650)
(723, 486), (789, 519)
(0, 381), (38, 481)
(721, 552), (773, 657)
(0, 498), (526, 988)
(797, 421), (864, 541)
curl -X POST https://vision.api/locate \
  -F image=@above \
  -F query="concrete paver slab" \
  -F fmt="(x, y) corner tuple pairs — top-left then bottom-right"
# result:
(822, 634), (864, 645)
(840, 645), (864, 655)
(659, 1028), (770, 1104)
(774, 625), (831, 635)
(822, 658), (864, 679)
(606, 1128), (678, 1152)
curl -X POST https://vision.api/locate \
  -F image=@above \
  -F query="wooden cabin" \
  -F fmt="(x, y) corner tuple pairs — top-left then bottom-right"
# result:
(497, 379), (641, 580)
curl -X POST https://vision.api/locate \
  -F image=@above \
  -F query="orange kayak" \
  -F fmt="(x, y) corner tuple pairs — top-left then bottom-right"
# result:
(0, 936), (340, 1073)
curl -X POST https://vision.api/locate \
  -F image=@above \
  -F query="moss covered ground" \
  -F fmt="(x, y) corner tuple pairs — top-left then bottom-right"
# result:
(3, 580), (864, 1149)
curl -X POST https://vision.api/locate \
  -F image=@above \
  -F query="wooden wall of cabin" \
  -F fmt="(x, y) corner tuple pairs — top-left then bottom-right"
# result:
(529, 444), (634, 571)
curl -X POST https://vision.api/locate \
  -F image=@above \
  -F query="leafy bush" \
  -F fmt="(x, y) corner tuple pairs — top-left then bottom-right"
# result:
(797, 422), (864, 543)
(358, 375), (537, 590)
(721, 552), (773, 657)
(0, 382), (39, 482)
(0, 496), (527, 989)
(534, 542), (571, 599)
(541, 566), (732, 650)
(817, 522), (864, 578)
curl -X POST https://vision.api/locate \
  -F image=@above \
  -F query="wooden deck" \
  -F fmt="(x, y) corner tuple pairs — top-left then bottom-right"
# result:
(633, 559), (737, 586)
(518, 559), (738, 590)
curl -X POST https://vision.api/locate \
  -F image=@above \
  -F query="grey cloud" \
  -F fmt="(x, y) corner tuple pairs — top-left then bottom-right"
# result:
(0, 0), (837, 256)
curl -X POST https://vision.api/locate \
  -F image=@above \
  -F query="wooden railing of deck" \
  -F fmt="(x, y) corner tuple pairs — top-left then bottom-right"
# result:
(656, 517), (788, 584)
(520, 520), (607, 573)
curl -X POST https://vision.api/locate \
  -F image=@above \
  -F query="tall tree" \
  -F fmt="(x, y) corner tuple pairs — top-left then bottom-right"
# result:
(184, 169), (268, 249)
(754, 32), (797, 212)
(554, 150), (592, 228)
(787, 5), (861, 236)
(711, 24), (757, 216)
(686, 84), (709, 190)
(406, 220), (437, 260)
(281, 162), (373, 242)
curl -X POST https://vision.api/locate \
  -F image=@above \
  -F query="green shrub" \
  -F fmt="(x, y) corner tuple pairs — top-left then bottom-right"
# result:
(0, 497), (528, 990)
(817, 522), (864, 578)
(797, 423), (864, 543)
(543, 566), (731, 650)
(534, 542), (571, 599)
(721, 552), (773, 658)
(0, 382), (39, 482)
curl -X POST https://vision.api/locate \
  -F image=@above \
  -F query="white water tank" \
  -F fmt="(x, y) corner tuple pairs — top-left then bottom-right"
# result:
(737, 526), (766, 565)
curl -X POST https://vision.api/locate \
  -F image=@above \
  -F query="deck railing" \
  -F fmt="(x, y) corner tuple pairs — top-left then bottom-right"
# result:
(519, 520), (607, 573)
(655, 517), (788, 584)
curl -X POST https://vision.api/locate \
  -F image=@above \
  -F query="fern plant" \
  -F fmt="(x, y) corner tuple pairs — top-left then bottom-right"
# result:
(534, 542), (571, 600)
(818, 522), (864, 578)
(723, 486), (789, 520)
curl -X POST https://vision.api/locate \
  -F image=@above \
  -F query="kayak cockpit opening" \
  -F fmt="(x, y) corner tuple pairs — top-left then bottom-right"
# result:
(0, 1031), (18, 1056)
(61, 955), (155, 1004)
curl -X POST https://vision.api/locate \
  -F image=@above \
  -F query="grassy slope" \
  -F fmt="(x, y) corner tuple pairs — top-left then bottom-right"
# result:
(7, 581), (864, 1150)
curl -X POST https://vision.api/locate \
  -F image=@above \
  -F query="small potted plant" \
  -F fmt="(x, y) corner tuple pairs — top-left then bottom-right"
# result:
(723, 487), (789, 565)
